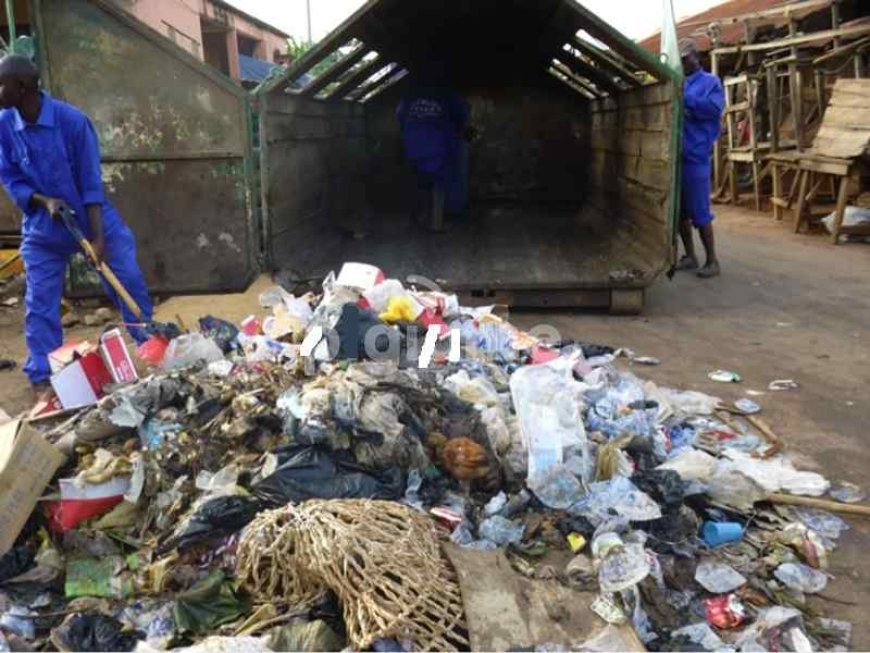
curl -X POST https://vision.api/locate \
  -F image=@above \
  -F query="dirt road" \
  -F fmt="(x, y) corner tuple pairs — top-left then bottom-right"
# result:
(0, 204), (867, 643)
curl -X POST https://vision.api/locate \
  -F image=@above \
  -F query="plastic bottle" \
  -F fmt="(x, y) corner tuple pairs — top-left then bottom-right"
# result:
(479, 515), (525, 546)
(527, 464), (585, 511)
(598, 540), (651, 593)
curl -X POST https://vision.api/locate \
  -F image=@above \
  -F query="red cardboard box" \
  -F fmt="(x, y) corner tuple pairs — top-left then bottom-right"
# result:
(100, 328), (138, 384)
(50, 350), (112, 410)
(48, 340), (92, 375)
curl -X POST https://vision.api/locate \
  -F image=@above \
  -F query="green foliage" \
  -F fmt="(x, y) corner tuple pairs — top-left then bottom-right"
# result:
(286, 36), (309, 62)
(285, 36), (342, 76)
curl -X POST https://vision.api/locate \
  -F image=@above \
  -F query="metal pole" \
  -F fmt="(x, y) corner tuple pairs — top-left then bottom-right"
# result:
(5, 0), (15, 49)
(306, 0), (313, 45)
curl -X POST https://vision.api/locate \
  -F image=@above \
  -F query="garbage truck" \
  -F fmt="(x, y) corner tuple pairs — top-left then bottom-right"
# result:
(28, 0), (681, 314)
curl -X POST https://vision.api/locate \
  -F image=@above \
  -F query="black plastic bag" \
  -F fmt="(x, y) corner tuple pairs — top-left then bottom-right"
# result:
(162, 495), (263, 553)
(334, 304), (392, 360)
(199, 315), (239, 353)
(51, 613), (143, 652)
(625, 436), (664, 472)
(632, 469), (684, 513)
(0, 546), (34, 584)
(252, 445), (403, 507)
(556, 515), (596, 539)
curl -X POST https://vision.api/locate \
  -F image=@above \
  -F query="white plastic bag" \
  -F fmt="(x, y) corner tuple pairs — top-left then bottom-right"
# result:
(161, 333), (224, 371)
(657, 449), (717, 481)
(509, 355), (590, 483)
(720, 449), (830, 496)
(444, 370), (499, 407)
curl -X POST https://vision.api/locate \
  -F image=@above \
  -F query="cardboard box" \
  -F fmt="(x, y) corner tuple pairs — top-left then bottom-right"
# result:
(335, 262), (385, 292)
(48, 340), (92, 375)
(0, 419), (65, 555)
(50, 351), (112, 409)
(100, 329), (138, 385)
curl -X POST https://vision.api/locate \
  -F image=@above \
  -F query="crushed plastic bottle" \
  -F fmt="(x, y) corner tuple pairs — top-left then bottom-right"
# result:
(597, 536), (651, 593)
(527, 464), (585, 511)
(795, 509), (849, 540)
(830, 482), (867, 504)
(0, 605), (36, 640)
(479, 515), (525, 546)
(483, 492), (508, 517)
(774, 563), (828, 594)
(403, 469), (424, 512)
(735, 398), (762, 414)
(694, 561), (747, 594)
(584, 372), (655, 439)
(571, 477), (662, 525)
(502, 489), (532, 518)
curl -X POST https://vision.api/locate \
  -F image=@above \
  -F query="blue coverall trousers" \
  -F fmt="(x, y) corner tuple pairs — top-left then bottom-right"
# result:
(22, 220), (153, 384)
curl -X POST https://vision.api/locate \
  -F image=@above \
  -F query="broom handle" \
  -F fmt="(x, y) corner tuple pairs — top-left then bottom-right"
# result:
(768, 493), (870, 517)
(79, 237), (144, 321)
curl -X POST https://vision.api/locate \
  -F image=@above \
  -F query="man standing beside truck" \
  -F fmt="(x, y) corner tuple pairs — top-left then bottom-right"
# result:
(676, 38), (725, 279)
(397, 80), (471, 232)
(0, 55), (153, 397)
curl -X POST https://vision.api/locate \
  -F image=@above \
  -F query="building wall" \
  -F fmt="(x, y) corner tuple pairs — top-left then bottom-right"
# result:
(199, 1), (288, 64)
(110, 0), (288, 79)
(118, 0), (202, 57)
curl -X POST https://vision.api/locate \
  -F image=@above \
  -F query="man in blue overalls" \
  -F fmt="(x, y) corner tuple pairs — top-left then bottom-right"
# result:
(397, 80), (471, 231)
(0, 55), (153, 395)
(676, 39), (725, 279)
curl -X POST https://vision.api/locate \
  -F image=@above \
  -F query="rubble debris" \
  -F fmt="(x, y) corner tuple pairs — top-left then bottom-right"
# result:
(4, 263), (862, 651)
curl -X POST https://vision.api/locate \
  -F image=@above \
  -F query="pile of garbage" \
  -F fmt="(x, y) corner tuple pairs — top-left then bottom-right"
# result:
(0, 262), (860, 652)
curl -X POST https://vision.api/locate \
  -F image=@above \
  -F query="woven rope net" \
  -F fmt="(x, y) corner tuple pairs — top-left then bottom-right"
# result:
(236, 500), (469, 651)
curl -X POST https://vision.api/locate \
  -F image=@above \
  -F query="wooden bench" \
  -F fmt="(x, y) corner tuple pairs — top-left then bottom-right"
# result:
(767, 78), (870, 244)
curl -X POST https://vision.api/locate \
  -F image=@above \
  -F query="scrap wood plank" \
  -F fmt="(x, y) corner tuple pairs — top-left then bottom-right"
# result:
(819, 106), (870, 129)
(769, 493), (870, 517)
(713, 24), (870, 54)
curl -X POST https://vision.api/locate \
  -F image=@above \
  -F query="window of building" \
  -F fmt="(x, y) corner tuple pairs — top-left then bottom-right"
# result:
(237, 33), (262, 58)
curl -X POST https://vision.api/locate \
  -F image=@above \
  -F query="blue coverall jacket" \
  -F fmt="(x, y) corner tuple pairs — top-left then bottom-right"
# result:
(0, 92), (153, 384)
(397, 88), (471, 212)
(681, 70), (725, 227)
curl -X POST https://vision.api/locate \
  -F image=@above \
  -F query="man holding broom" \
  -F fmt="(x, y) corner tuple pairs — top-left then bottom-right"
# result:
(0, 54), (153, 396)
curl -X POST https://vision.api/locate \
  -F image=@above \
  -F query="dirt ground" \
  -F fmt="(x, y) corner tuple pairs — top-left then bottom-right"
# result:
(0, 204), (868, 644)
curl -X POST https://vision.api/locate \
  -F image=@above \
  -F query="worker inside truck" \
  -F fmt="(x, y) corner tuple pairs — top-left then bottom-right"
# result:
(676, 38), (725, 279)
(397, 68), (472, 232)
(0, 54), (153, 398)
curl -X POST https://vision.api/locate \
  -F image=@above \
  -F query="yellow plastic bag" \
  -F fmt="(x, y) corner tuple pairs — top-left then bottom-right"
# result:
(379, 296), (419, 324)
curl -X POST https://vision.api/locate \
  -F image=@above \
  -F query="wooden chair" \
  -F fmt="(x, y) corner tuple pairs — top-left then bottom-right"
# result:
(722, 74), (769, 211)
(773, 79), (870, 244)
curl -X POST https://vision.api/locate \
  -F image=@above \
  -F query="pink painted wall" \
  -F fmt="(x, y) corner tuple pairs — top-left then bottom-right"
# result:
(111, 0), (289, 79)
(200, 1), (289, 63)
(120, 0), (203, 57)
